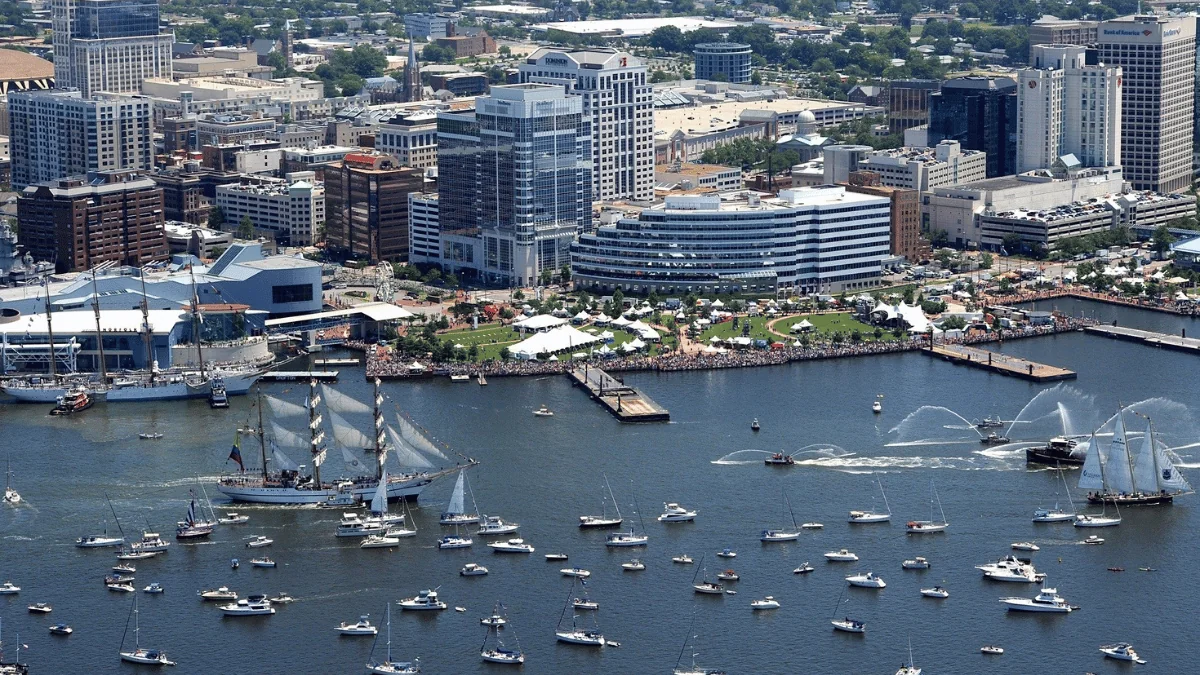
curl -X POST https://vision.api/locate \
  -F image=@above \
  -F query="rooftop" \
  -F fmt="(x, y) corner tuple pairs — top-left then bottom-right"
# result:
(531, 16), (736, 37)
(654, 98), (857, 138)
(0, 49), (53, 82)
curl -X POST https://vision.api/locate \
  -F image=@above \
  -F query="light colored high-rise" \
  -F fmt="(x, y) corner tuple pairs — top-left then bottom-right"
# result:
(52, 0), (173, 96)
(1018, 44), (1122, 174)
(1097, 14), (1195, 193)
(214, 175), (325, 247)
(8, 89), (152, 190)
(520, 48), (654, 202)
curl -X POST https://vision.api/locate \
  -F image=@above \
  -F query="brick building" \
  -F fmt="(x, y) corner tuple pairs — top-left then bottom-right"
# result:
(324, 153), (423, 262)
(843, 170), (923, 262)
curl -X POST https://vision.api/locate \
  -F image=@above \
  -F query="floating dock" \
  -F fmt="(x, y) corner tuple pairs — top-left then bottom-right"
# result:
(1085, 325), (1200, 354)
(315, 358), (361, 367)
(925, 344), (1076, 382)
(259, 370), (339, 382)
(568, 367), (669, 422)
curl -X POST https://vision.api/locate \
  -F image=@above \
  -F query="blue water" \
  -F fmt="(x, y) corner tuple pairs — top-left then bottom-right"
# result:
(1, 298), (1197, 673)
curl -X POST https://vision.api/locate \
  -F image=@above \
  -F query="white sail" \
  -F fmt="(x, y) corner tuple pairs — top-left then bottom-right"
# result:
(386, 425), (434, 469)
(1131, 420), (1159, 495)
(270, 421), (308, 449)
(1077, 436), (1105, 490)
(269, 440), (300, 472)
(328, 410), (373, 450)
(447, 472), (466, 515)
(321, 385), (371, 415)
(371, 470), (389, 515)
(264, 395), (306, 418)
(1155, 439), (1192, 493)
(1104, 415), (1135, 494)
(342, 446), (368, 475)
(394, 413), (449, 461)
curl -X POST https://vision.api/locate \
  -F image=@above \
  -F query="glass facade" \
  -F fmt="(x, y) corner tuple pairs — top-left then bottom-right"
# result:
(927, 78), (1018, 178)
(73, 0), (161, 39)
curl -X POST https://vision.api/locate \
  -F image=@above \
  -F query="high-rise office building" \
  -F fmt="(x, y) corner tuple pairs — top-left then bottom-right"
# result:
(1017, 45), (1122, 174)
(1097, 14), (1195, 193)
(324, 152), (423, 263)
(886, 80), (940, 134)
(928, 77), (1018, 178)
(1027, 16), (1099, 58)
(437, 84), (592, 287)
(693, 43), (752, 83)
(8, 90), (152, 190)
(52, 0), (173, 96)
(520, 48), (653, 202)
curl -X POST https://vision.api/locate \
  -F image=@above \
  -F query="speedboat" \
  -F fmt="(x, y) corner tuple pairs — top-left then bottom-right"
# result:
(657, 503), (697, 522)
(533, 406), (554, 417)
(0, 581), (20, 594)
(848, 510), (890, 524)
(105, 574), (135, 585)
(480, 614), (506, 627)
(27, 603), (52, 614)
(460, 563), (489, 576)
(921, 586), (949, 598)
(750, 418), (760, 431)
(1032, 507), (1076, 523)
(246, 536), (273, 548)
(1074, 513), (1121, 528)
(555, 629), (605, 646)
(621, 559), (645, 571)
(138, 432), (163, 440)
(760, 528), (799, 542)
(716, 548), (736, 558)
(1011, 542), (1040, 552)
(693, 581), (723, 595)
(437, 534), (473, 550)
(1000, 585), (1077, 613)
(716, 569), (739, 581)
(750, 596), (780, 610)
(269, 593), (293, 604)
(824, 549), (858, 562)
(113, 564), (137, 574)
(872, 400), (882, 414)
(250, 558), (276, 568)
(48, 623), (73, 636)
(116, 550), (157, 561)
(488, 538), (534, 554)
(980, 645), (1004, 655)
(481, 647), (524, 665)
(120, 648), (175, 666)
(902, 557), (931, 570)
(336, 513), (387, 538)
(831, 617), (865, 633)
(544, 554), (568, 561)
(361, 534), (400, 549)
(107, 582), (136, 593)
(793, 562), (815, 575)
(398, 589), (447, 611)
(335, 615), (377, 636)
(476, 515), (520, 536)
(764, 452), (794, 465)
(980, 432), (1010, 445)
(560, 567), (590, 578)
(1082, 535), (1105, 545)
(801, 522), (824, 529)
(143, 583), (164, 594)
(198, 587), (237, 601)
(230, 558), (239, 570)
(846, 572), (886, 589)
(218, 512), (250, 525)
(76, 534), (125, 548)
(220, 595), (275, 616)
(571, 598), (599, 610)
(672, 555), (694, 564)
(1099, 643), (1145, 664)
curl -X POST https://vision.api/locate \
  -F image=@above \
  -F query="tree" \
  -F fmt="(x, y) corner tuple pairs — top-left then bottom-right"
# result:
(978, 252), (993, 270)
(750, 71), (763, 85)
(1001, 233), (1024, 255)
(207, 206), (226, 230)
(468, 344), (479, 361)
(1152, 224), (1176, 258)
(560, 264), (571, 283)
(236, 215), (254, 239)
(539, 269), (552, 287)
(421, 43), (458, 63)
(940, 315), (967, 330)
(929, 229), (949, 248)
(611, 288), (625, 312)
(646, 25), (686, 52)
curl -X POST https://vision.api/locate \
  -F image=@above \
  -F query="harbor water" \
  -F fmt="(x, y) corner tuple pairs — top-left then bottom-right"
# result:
(2, 297), (1199, 673)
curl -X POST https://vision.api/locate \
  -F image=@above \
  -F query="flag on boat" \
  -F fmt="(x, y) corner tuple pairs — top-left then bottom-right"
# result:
(229, 432), (245, 472)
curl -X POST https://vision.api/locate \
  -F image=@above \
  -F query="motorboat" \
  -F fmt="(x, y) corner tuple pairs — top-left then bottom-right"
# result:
(831, 618), (865, 633)
(980, 645), (1004, 655)
(398, 589), (447, 611)
(793, 562), (815, 575)
(533, 406), (554, 417)
(1032, 507), (1076, 523)
(716, 548), (736, 558)
(750, 596), (780, 610)
(107, 582), (136, 593)
(848, 510), (890, 524)
(116, 550), (157, 561)
(76, 534), (125, 548)
(49, 386), (93, 416)
(198, 587), (237, 601)
(1099, 643), (1145, 664)
(980, 432), (1010, 446)
(268, 593), (293, 604)
(230, 558), (239, 570)
(450, 374), (470, 382)
(218, 512), (250, 525)
(555, 629), (605, 646)
(460, 563), (489, 577)
(801, 522), (824, 529)
(143, 583), (164, 594)
(361, 534), (400, 549)
(1108, 567), (1124, 572)
(750, 418), (760, 431)
(48, 623), (73, 636)
(571, 598), (599, 610)
(1082, 535), (1105, 545)
(764, 452), (794, 465)
(1026, 436), (1083, 466)
(26, 603), (51, 614)
(488, 538), (534, 554)
(560, 567), (590, 578)
(437, 534), (472, 550)
(105, 574), (135, 585)
(658, 503), (697, 523)
(245, 536), (273, 548)
(621, 559), (645, 571)
(131, 531), (170, 552)
(336, 513), (387, 538)
(544, 554), (568, 561)
(479, 605), (507, 627)
(1000, 584), (1078, 613)
(902, 557), (931, 570)
(335, 615), (377, 636)
(1011, 542), (1040, 552)
(220, 595), (275, 616)
(672, 555), (694, 564)
(921, 586), (949, 599)
(113, 564), (137, 574)
(824, 549), (858, 562)
(872, 399), (882, 414)
(976, 415), (1004, 429)
(249, 558), (275, 568)
(137, 432), (164, 440)
(846, 572), (886, 589)
(715, 568), (739, 581)
(476, 515), (519, 536)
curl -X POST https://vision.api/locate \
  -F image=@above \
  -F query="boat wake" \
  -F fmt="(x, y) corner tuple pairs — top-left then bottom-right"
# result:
(795, 443), (851, 456)
(973, 444), (1036, 459)
(790, 453), (1002, 471)
(712, 449), (773, 465)
(884, 440), (978, 448)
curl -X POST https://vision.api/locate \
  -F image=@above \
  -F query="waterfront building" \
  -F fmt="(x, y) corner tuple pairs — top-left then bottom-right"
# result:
(693, 43), (753, 84)
(325, 152), (424, 263)
(844, 171), (923, 262)
(927, 77), (1018, 178)
(571, 186), (890, 295)
(408, 192), (440, 266)
(1096, 14), (1195, 193)
(860, 141), (988, 192)
(214, 175), (324, 247)
(52, 0), (173, 96)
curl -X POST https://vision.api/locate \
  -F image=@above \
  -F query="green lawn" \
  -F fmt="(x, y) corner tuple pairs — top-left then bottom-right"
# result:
(775, 312), (900, 342)
(696, 315), (779, 342)
(436, 322), (672, 361)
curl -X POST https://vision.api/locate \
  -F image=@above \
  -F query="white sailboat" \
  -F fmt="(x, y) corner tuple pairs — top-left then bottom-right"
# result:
(830, 585), (864, 633)
(2, 454), (19, 505)
(605, 487), (648, 547)
(849, 480), (891, 523)
(1090, 413), (1192, 506)
(760, 490), (801, 542)
(366, 605), (419, 674)
(579, 473), (623, 529)
(369, 470), (408, 527)
(439, 471), (479, 526)
(1032, 465), (1077, 523)
(672, 613), (723, 675)
(555, 577), (606, 646)
(1075, 433), (1122, 528)
(906, 482), (948, 533)
(119, 593), (175, 666)
(480, 602), (524, 665)
(77, 494), (126, 547)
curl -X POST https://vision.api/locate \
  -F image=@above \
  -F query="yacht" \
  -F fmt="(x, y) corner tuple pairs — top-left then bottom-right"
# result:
(398, 589), (447, 611)
(76, 534), (125, 548)
(672, 555), (694, 564)
(249, 558), (275, 568)
(245, 536), (273, 548)
(921, 586), (949, 598)
(0, 582), (20, 595)
(902, 557), (930, 570)
(533, 405), (554, 417)
(476, 515), (519, 536)
(437, 533), (472, 549)
(48, 623), (72, 636)
(658, 503), (697, 522)
(976, 556), (1042, 583)
(143, 583), (164, 594)
(220, 595), (275, 616)
(460, 563), (488, 577)
(489, 538), (534, 554)
(1099, 643), (1145, 664)
(131, 531), (170, 552)
(361, 534), (400, 549)
(980, 645), (1004, 655)
(572, 598), (599, 610)
(579, 473), (624, 528)
(544, 553), (568, 561)
(849, 480), (892, 523)
(831, 617), (865, 633)
(716, 548), (736, 558)
(846, 572), (886, 589)
(764, 452), (795, 465)
(824, 549), (858, 562)
(336, 513), (387, 538)
(793, 562), (815, 575)
(1000, 584), (1077, 613)
(335, 615), (377, 636)
(1032, 507), (1076, 523)
(750, 596), (780, 610)
(1011, 542), (1039, 552)
(802, 522), (823, 529)
(621, 559), (645, 571)
(26, 603), (51, 614)
(198, 587), (238, 601)
(560, 568), (591, 578)
(218, 512), (250, 525)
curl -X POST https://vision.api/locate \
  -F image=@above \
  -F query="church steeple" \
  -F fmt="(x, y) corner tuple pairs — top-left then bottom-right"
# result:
(403, 39), (422, 103)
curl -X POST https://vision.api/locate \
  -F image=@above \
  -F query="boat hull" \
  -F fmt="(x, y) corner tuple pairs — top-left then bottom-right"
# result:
(2, 372), (258, 403)
(1025, 448), (1084, 467)
(216, 477), (431, 504)
(1086, 492), (1174, 506)
(1001, 601), (1072, 613)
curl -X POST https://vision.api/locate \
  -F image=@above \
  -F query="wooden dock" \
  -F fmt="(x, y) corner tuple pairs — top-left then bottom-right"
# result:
(1085, 325), (1200, 353)
(568, 367), (670, 422)
(925, 345), (1076, 382)
(260, 370), (339, 382)
(315, 358), (361, 367)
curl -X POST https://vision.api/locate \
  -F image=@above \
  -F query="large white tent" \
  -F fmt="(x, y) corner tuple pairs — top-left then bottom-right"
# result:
(509, 325), (602, 360)
(513, 314), (567, 333)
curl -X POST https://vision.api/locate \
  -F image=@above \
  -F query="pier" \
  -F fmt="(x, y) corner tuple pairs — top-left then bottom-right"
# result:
(568, 367), (670, 422)
(925, 344), (1076, 382)
(1085, 325), (1200, 353)
(260, 370), (339, 382)
(315, 358), (361, 367)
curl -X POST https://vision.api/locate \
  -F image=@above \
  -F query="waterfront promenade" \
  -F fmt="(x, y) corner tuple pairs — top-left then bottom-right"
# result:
(986, 285), (1200, 316)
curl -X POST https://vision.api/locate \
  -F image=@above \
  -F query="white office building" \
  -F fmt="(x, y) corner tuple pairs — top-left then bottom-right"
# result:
(376, 112), (439, 169)
(1017, 44), (1122, 174)
(859, 141), (988, 192)
(52, 0), (173, 96)
(408, 192), (440, 265)
(214, 175), (324, 246)
(520, 48), (655, 202)
(403, 13), (453, 39)
(1097, 14), (1196, 193)
(571, 186), (891, 295)
(8, 90), (152, 190)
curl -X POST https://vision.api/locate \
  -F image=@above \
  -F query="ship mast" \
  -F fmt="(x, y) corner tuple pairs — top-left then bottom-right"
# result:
(44, 283), (56, 379)
(256, 386), (268, 482)
(188, 266), (206, 378)
(138, 270), (154, 382)
(89, 267), (108, 384)
(308, 378), (325, 487)
(373, 377), (386, 481)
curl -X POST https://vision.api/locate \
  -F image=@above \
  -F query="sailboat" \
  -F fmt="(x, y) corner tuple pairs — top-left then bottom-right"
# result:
(605, 487), (648, 547)
(1087, 413), (1192, 506)
(1032, 465), (1077, 522)
(906, 482), (948, 533)
(691, 555), (723, 595)
(119, 593), (176, 666)
(175, 486), (215, 540)
(77, 494), (127, 547)
(672, 613), (724, 675)
(1075, 432), (1123, 527)
(760, 490), (801, 542)
(555, 577), (606, 646)
(0, 618), (28, 675)
(2, 454), (19, 505)
(366, 604), (419, 674)
(830, 585), (865, 633)
(480, 602), (524, 665)
(579, 473), (623, 529)
(895, 639), (921, 675)
(439, 471), (479, 525)
(849, 480), (891, 524)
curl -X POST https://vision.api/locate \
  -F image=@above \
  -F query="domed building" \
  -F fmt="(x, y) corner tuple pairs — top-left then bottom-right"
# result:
(0, 49), (54, 95)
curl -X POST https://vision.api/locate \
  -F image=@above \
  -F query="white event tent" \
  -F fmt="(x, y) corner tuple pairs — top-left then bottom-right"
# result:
(509, 325), (602, 360)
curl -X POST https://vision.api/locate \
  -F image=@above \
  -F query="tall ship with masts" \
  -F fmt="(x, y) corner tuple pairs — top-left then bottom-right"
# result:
(1082, 410), (1192, 506)
(217, 378), (473, 504)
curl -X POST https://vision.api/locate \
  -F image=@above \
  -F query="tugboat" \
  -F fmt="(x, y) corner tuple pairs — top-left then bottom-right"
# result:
(49, 386), (93, 416)
(980, 432), (1010, 446)
(975, 415), (1004, 429)
(764, 452), (795, 466)
(208, 377), (229, 409)
(1026, 436), (1083, 466)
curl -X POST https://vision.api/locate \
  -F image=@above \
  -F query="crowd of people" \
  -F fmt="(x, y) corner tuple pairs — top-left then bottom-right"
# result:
(985, 285), (1200, 316)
